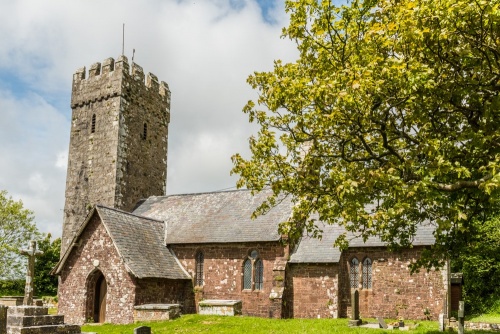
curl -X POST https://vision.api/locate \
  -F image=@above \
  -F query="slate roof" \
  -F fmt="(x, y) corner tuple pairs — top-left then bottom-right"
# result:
(133, 189), (293, 244)
(53, 206), (190, 280)
(289, 221), (436, 263)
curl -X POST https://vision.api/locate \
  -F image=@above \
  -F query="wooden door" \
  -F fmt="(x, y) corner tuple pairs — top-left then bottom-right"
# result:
(98, 276), (107, 323)
(93, 274), (107, 323)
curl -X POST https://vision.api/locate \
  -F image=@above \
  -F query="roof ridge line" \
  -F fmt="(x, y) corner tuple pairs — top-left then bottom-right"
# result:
(96, 204), (163, 224)
(152, 188), (254, 198)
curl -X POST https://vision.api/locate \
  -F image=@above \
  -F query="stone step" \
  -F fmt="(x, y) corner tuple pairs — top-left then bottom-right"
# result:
(7, 324), (81, 334)
(7, 315), (65, 327)
(7, 307), (48, 317)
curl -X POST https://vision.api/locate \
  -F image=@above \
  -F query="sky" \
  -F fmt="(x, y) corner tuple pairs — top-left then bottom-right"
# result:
(0, 0), (301, 238)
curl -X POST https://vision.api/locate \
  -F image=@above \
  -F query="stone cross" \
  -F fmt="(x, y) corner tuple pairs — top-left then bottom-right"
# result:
(20, 240), (43, 306)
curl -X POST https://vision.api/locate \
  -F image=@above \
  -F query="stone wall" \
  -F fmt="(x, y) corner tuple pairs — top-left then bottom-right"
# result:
(58, 216), (137, 324)
(0, 305), (6, 334)
(62, 56), (170, 254)
(338, 247), (447, 320)
(284, 263), (339, 319)
(134, 278), (195, 314)
(171, 242), (287, 318)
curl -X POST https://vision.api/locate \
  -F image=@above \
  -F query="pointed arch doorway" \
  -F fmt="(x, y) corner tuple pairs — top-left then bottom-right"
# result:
(86, 270), (107, 323)
(94, 273), (107, 323)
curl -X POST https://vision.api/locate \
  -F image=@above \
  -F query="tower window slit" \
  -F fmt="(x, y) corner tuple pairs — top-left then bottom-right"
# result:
(91, 114), (96, 133)
(143, 123), (147, 140)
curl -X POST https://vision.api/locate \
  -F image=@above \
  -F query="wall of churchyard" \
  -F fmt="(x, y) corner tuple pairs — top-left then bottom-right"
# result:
(338, 247), (447, 320)
(62, 56), (170, 254)
(134, 278), (195, 314)
(171, 242), (287, 318)
(283, 264), (340, 319)
(58, 216), (136, 324)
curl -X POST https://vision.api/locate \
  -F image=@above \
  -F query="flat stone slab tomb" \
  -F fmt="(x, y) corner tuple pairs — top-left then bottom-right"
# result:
(198, 300), (242, 316)
(133, 304), (180, 322)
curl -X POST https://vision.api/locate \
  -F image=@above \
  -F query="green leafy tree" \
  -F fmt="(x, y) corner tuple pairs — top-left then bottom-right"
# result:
(34, 234), (60, 296)
(232, 0), (500, 270)
(0, 190), (39, 279)
(451, 216), (500, 314)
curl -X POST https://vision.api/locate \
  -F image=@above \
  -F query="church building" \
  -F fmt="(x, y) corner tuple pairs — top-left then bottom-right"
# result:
(52, 56), (449, 324)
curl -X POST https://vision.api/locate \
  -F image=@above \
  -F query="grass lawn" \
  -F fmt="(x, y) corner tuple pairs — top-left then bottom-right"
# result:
(467, 313), (500, 323)
(81, 315), (498, 334)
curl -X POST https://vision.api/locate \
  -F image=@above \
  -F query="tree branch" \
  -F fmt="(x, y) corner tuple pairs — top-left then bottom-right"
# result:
(433, 173), (493, 192)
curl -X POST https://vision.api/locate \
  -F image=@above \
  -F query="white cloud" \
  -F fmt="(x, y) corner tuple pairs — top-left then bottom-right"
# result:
(0, 0), (298, 238)
(55, 151), (68, 170)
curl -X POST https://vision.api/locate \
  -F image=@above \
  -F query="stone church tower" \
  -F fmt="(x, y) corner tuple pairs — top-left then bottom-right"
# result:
(61, 55), (171, 253)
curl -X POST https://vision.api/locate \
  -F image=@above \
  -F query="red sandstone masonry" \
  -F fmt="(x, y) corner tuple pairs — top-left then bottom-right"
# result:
(338, 247), (447, 320)
(285, 264), (339, 319)
(58, 216), (136, 324)
(134, 278), (195, 314)
(171, 242), (286, 318)
(58, 216), (195, 325)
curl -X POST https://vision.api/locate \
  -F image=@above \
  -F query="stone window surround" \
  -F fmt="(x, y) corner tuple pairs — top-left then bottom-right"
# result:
(349, 256), (373, 290)
(242, 249), (264, 292)
(195, 250), (204, 287)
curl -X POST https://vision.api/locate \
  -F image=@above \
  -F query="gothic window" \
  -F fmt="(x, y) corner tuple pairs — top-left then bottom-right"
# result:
(350, 257), (359, 289)
(195, 251), (204, 286)
(362, 257), (372, 289)
(142, 123), (148, 140)
(255, 259), (264, 290)
(91, 114), (96, 133)
(243, 259), (252, 290)
(243, 250), (263, 291)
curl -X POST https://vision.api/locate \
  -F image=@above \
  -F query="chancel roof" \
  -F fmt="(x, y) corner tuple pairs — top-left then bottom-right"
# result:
(132, 189), (293, 244)
(289, 221), (436, 263)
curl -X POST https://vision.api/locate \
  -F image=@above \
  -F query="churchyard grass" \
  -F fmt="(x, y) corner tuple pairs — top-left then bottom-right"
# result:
(467, 300), (500, 323)
(467, 314), (500, 323)
(81, 315), (498, 334)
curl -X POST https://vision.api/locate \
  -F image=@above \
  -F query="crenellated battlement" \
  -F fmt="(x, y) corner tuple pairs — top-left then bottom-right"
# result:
(71, 56), (171, 108)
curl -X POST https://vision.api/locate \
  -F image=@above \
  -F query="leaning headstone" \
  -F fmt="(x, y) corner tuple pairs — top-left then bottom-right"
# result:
(0, 305), (7, 334)
(377, 317), (388, 329)
(134, 326), (151, 334)
(348, 290), (362, 326)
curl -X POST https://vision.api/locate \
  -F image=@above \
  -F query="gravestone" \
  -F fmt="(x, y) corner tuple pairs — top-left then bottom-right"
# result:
(438, 313), (445, 332)
(458, 301), (465, 334)
(348, 290), (362, 326)
(134, 326), (151, 334)
(377, 317), (388, 329)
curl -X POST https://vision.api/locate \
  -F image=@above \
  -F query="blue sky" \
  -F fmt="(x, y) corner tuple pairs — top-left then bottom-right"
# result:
(0, 0), (302, 238)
